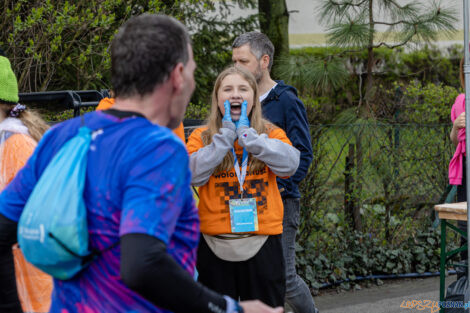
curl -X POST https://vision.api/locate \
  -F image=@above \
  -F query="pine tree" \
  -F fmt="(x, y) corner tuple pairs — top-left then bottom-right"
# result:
(294, 0), (458, 232)
(318, 0), (457, 114)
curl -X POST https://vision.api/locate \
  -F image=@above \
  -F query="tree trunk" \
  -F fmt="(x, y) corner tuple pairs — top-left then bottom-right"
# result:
(258, 0), (289, 78)
(344, 143), (356, 230)
(365, 0), (375, 115)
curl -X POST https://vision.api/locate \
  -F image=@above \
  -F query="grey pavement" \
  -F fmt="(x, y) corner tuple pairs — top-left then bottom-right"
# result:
(311, 276), (455, 313)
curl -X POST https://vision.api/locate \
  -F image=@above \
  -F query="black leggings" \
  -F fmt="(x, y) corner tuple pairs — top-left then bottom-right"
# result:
(0, 214), (21, 313)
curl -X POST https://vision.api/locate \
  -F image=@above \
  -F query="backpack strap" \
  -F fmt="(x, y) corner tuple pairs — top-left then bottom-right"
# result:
(81, 241), (120, 266)
(49, 232), (120, 266)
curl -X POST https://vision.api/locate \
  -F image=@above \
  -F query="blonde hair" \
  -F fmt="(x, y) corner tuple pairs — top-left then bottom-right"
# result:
(0, 104), (49, 142)
(201, 66), (276, 174)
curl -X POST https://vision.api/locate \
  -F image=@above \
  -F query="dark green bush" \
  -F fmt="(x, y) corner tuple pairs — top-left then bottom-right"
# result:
(1, 0), (257, 108)
(296, 226), (447, 290)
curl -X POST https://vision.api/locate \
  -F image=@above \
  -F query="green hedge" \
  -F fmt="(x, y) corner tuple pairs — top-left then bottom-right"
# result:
(286, 45), (463, 124)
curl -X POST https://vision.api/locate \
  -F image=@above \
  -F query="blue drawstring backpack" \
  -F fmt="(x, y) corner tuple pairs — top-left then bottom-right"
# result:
(18, 121), (116, 280)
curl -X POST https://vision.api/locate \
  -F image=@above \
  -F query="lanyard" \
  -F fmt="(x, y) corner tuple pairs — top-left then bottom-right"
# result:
(231, 148), (248, 196)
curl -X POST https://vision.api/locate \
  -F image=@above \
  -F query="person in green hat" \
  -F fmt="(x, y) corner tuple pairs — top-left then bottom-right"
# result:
(0, 54), (49, 187)
(0, 53), (50, 313)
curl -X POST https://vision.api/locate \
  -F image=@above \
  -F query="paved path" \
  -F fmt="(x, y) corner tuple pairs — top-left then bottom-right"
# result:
(311, 276), (455, 313)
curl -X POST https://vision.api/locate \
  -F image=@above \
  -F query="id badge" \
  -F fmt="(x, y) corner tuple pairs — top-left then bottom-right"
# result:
(229, 198), (259, 233)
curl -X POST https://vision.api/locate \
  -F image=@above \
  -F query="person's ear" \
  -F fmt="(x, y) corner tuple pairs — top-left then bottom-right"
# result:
(170, 63), (185, 93)
(260, 54), (270, 70)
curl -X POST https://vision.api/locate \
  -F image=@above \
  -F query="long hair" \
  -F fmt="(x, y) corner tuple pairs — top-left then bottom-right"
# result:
(201, 66), (275, 174)
(0, 104), (49, 142)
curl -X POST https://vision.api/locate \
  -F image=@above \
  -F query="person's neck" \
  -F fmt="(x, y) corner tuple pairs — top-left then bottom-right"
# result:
(112, 91), (171, 126)
(257, 73), (277, 97)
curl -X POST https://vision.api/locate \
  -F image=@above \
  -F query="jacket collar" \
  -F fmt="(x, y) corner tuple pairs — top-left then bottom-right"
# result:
(262, 80), (296, 104)
(0, 117), (29, 136)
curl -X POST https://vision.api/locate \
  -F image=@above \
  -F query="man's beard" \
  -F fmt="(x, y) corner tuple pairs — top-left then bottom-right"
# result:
(254, 64), (263, 83)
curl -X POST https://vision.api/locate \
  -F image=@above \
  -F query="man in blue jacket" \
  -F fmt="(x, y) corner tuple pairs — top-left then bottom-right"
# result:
(232, 32), (316, 313)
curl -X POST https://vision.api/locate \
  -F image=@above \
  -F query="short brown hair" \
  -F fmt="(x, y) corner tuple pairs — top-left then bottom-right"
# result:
(111, 14), (191, 98)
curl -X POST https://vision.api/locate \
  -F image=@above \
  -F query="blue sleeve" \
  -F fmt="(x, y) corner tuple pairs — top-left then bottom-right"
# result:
(284, 92), (313, 184)
(119, 138), (191, 245)
(0, 129), (55, 222)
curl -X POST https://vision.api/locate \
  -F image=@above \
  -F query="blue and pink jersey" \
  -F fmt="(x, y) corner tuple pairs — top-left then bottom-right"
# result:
(0, 111), (199, 312)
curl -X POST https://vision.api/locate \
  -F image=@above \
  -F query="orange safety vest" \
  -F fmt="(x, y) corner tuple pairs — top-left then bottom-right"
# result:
(186, 126), (292, 235)
(96, 98), (186, 142)
(1, 133), (53, 313)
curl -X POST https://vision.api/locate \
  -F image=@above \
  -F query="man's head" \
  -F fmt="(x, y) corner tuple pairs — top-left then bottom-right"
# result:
(111, 14), (195, 129)
(232, 32), (275, 83)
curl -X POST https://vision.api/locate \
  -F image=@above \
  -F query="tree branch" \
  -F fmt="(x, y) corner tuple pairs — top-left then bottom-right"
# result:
(372, 35), (414, 50)
(386, 0), (406, 10)
(328, 0), (368, 7)
(334, 48), (367, 57)
(372, 10), (445, 49)
(373, 20), (413, 27)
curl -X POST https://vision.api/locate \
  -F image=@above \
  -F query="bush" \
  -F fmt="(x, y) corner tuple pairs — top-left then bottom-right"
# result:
(1, 0), (257, 107)
(399, 82), (460, 124)
(296, 226), (448, 290)
(282, 45), (462, 123)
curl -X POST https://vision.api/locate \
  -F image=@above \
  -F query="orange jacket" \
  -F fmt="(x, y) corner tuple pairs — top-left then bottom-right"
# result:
(96, 97), (186, 142)
(187, 127), (292, 235)
(0, 134), (36, 190)
(0, 133), (53, 313)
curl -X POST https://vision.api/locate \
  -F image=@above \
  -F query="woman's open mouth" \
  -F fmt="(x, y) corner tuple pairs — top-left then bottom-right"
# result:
(230, 102), (241, 115)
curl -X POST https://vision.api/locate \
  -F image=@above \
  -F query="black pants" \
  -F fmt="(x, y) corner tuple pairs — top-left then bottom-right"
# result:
(196, 234), (286, 307)
(0, 214), (21, 313)
(457, 157), (467, 260)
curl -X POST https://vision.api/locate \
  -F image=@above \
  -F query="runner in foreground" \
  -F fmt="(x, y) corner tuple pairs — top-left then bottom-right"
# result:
(0, 14), (283, 313)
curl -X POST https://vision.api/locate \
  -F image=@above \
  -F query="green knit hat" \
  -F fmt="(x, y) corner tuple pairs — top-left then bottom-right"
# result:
(0, 56), (19, 104)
